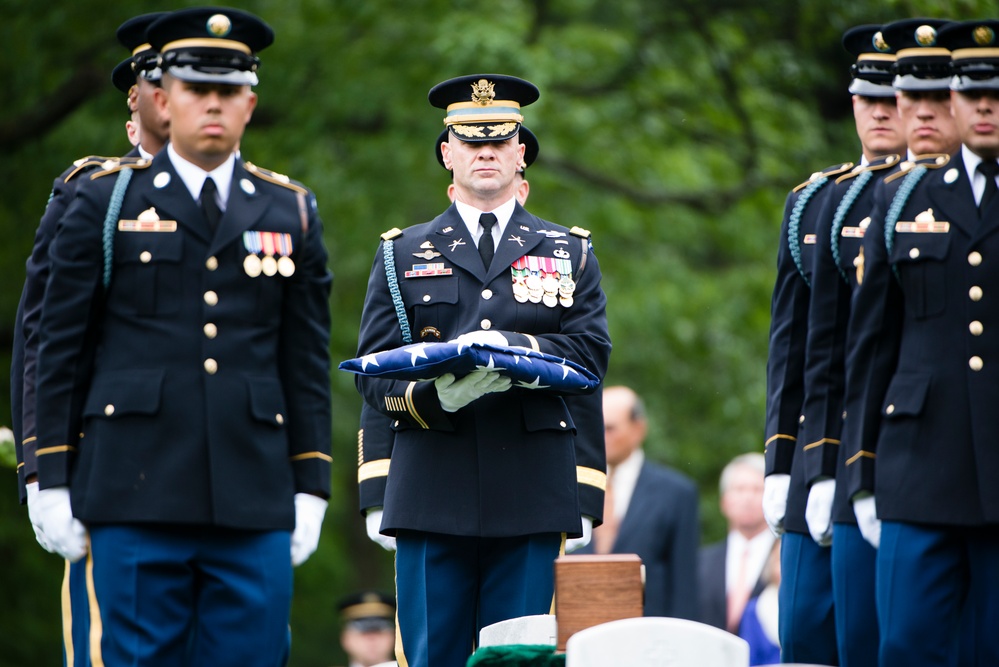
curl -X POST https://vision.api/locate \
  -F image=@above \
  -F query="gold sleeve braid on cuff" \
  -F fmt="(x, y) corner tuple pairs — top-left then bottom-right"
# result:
(845, 450), (876, 465)
(576, 466), (606, 491)
(405, 382), (429, 429)
(764, 433), (796, 449)
(289, 452), (333, 463)
(523, 334), (540, 352)
(36, 445), (76, 456)
(803, 438), (840, 451)
(358, 459), (391, 483)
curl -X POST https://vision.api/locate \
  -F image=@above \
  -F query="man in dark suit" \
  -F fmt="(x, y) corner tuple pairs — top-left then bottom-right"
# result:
(583, 385), (699, 619)
(353, 74), (610, 667)
(842, 20), (999, 665)
(698, 453), (772, 632)
(31, 8), (332, 665)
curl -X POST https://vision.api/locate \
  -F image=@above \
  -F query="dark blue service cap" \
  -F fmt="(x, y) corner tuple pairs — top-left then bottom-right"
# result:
(429, 74), (539, 143)
(842, 25), (896, 97)
(938, 20), (999, 91)
(882, 18), (953, 91)
(147, 7), (274, 86)
(435, 125), (539, 172)
(111, 12), (170, 94)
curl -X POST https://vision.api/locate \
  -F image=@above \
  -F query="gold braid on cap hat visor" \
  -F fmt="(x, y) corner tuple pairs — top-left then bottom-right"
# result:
(444, 101), (523, 126)
(857, 53), (898, 63)
(951, 48), (999, 61)
(896, 47), (951, 59)
(160, 38), (252, 55)
(341, 602), (394, 621)
(131, 43), (153, 56)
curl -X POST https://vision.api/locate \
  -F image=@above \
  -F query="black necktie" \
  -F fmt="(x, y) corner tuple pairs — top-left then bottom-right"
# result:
(478, 212), (497, 269)
(200, 177), (222, 230)
(978, 160), (999, 218)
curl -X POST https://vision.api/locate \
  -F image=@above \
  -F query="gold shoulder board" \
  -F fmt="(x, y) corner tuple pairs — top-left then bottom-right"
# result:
(90, 157), (152, 180)
(569, 226), (591, 239)
(381, 227), (403, 241)
(244, 161), (308, 195)
(793, 161), (855, 192)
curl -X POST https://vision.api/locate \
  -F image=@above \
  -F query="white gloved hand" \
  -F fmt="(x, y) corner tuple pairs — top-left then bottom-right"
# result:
(34, 486), (88, 562)
(291, 493), (328, 566)
(26, 481), (53, 552)
(451, 330), (509, 348)
(762, 474), (791, 536)
(435, 369), (512, 412)
(853, 494), (881, 549)
(365, 508), (397, 551)
(565, 516), (594, 553)
(805, 478), (836, 547)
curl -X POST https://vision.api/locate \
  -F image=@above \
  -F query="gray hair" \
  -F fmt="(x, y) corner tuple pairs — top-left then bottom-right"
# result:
(719, 452), (765, 495)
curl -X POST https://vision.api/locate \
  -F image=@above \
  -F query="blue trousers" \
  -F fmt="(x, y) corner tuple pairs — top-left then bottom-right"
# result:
(779, 530), (838, 664)
(62, 559), (92, 667)
(89, 525), (292, 667)
(831, 523), (878, 667)
(395, 531), (562, 667)
(877, 521), (999, 667)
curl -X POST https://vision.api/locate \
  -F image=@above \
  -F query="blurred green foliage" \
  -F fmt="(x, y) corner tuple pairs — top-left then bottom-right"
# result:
(0, 1), (992, 664)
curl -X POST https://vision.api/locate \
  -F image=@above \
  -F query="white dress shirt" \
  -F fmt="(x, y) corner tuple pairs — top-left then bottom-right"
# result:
(167, 143), (236, 212)
(455, 196), (516, 252)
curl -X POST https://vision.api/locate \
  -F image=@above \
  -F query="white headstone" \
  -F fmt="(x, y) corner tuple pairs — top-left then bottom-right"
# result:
(479, 614), (558, 647)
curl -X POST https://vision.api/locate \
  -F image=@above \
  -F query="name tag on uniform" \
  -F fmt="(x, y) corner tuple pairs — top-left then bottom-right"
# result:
(803, 234), (817, 244)
(895, 221), (950, 233)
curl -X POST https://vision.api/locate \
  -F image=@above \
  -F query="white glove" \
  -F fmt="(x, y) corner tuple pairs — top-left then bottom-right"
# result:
(805, 478), (836, 547)
(853, 494), (881, 549)
(565, 516), (594, 553)
(26, 481), (53, 552)
(34, 486), (88, 562)
(451, 330), (509, 349)
(291, 493), (328, 566)
(762, 474), (791, 536)
(435, 369), (512, 412)
(365, 508), (397, 551)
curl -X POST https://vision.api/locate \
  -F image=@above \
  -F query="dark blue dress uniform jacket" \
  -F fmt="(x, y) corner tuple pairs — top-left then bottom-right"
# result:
(11, 154), (123, 502)
(354, 202), (611, 538)
(34, 150), (333, 531)
(844, 151), (999, 525)
(802, 156), (900, 523)
(765, 162), (852, 534)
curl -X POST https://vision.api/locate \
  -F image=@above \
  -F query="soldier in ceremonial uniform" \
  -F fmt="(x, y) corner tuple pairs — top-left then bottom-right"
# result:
(801, 22), (952, 667)
(842, 19), (999, 665)
(12, 13), (171, 666)
(353, 74), (610, 667)
(334, 591), (397, 667)
(32, 8), (332, 665)
(763, 24), (904, 663)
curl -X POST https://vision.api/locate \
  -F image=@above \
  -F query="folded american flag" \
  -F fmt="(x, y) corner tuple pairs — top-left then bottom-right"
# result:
(339, 342), (600, 393)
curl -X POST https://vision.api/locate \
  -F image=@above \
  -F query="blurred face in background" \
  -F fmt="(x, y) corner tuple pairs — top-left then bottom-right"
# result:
(720, 463), (766, 536)
(853, 94), (906, 159)
(602, 387), (646, 467)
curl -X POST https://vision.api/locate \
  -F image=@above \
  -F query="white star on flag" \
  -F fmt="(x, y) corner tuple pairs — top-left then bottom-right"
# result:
(515, 377), (550, 390)
(560, 364), (580, 379)
(360, 354), (380, 371)
(408, 344), (430, 365)
(475, 355), (500, 371)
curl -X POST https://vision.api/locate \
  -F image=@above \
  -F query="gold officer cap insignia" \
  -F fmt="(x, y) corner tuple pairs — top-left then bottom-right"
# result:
(915, 25), (937, 47)
(470, 79), (496, 105)
(975, 26), (996, 46)
(874, 31), (890, 53)
(207, 14), (232, 37)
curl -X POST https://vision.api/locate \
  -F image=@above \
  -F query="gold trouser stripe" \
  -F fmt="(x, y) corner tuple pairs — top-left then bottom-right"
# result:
(523, 334), (540, 352)
(289, 451), (333, 463)
(846, 450), (876, 466)
(551, 533), (567, 614)
(37, 444), (76, 456)
(394, 553), (409, 667)
(764, 433), (796, 448)
(803, 438), (841, 451)
(405, 382), (429, 430)
(576, 466), (607, 491)
(62, 561), (73, 666)
(87, 550), (105, 667)
(358, 459), (391, 483)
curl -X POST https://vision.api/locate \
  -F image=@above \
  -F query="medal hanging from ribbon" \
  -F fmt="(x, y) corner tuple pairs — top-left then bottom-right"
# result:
(242, 231), (295, 278)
